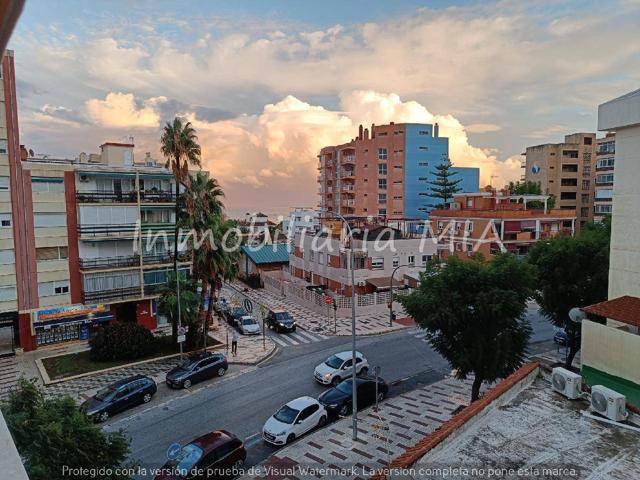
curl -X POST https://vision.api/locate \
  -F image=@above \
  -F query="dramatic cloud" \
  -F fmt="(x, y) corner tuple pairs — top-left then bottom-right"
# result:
(85, 92), (168, 128)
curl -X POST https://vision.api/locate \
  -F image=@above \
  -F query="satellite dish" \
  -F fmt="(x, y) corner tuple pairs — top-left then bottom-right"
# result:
(569, 307), (587, 323)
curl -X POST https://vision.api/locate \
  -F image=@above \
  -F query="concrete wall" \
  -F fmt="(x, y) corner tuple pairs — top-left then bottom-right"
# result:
(0, 411), (28, 480)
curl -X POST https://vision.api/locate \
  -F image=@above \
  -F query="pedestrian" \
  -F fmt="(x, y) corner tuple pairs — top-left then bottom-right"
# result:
(231, 330), (239, 356)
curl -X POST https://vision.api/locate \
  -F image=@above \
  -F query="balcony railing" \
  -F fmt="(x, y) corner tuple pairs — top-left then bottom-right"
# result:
(143, 284), (165, 296)
(139, 191), (176, 203)
(341, 169), (355, 178)
(341, 155), (356, 164)
(83, 286), (142, 303)
(76, 191), (138, 203)
(79, 255), (140, 270)
(78, 224), (138, 237)
(142, 253), (189, 265)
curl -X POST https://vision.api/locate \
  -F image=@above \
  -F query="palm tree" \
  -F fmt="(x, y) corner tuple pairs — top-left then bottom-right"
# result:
(160, 118), (202, 347)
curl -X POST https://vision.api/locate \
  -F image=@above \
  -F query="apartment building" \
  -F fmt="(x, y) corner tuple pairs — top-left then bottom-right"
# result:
(289, 221), (436, 296)
(594, 133), (615, 222)
(318, 123), (479, 219)
(524, 132), (596, 231)
(430, 191), (576, 260)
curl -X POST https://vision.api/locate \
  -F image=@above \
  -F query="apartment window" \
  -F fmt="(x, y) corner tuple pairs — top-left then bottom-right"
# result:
(561, 164), (578, 172)
(392, 257), (399, 268)
(596, 173), (614, 184)
(562, 150), (579, 158)
(560, 192), (577, 200)
(378, 148), (388, 160)
(378, 193), (387, 204)
(393, 195), (403, 200)
(326, 254), (331, 266)
(0, 140), (7, 155)
(0, 249), (15, 265)
(407, 255), (415, 266)
(378, 208), (387, 216)
(595, 189), (613, 200)
(584, 137), (592, 145)
(466, 222), (474, 232)
(378, 164), (387, 175)
(0, 177), (9, 191)
(378, 179), (387, 190)
(34, 213), (67, 228)
(580, 207), (590, 218)
(581, 194), (589, 204)
(582, 180), (590, 190)
(371, 257), (384, 270)
(31, 178), (65, 193)
(422, 254), (432, 264)
(594, 204), (612, 214)
(583, 165), (591, 176)
(378, 132), (388, 136)
(583, 152), (591, 163)
(36, 246), (68, 261)
(0, 286), (17, 302)
(38, 280), (70, 297)
(561, 178), (578, 187)
(596, 157), (615, 168)
(0, 213), (11, 227)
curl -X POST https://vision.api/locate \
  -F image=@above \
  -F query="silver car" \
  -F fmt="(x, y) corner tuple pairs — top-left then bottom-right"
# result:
(238, 315), (260, 335)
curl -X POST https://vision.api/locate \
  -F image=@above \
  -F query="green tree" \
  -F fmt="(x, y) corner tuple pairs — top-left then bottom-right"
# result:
(428, 160), (462, 209)
(399, 254), (535, 402)
(528, 217), (611, 368)
(508, 180), (556, 209)
(160, 118), (202, 342)
(2, 379), (130, 480)
(157, 272), (201, 350)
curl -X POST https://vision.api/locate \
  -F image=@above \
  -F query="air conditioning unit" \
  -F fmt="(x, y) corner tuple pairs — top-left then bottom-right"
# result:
(551, 367), (582, 399)
(79, 174), (89, 182)
(591, 385), (628, 421)
(357, 280), (366, 287)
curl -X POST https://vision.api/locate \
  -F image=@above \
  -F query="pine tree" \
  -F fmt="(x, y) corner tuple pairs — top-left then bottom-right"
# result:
(428, 160), (462, 209)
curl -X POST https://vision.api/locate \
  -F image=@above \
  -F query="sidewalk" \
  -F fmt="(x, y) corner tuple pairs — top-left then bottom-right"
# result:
(223, 282), (412, 337)
(244, 375), (490, 480)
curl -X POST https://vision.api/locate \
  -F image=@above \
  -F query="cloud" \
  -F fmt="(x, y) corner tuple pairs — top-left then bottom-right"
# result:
(85, 92), (167, 128)
(525, 125), (567, 140)
(465, 123), (502, 133)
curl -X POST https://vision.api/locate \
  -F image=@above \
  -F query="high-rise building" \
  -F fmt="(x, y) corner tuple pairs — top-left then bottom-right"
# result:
(318, 123), (479, 219)
(524, 132), (597, 231)
(594, 133), (615, 222)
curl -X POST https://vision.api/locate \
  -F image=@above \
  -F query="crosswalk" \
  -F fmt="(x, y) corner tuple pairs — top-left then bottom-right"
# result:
(407, 327), (429, 343)
(267, 329), (328, 347)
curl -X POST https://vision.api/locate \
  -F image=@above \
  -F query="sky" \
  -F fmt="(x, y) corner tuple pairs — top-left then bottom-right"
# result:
(9, 0), (640, 217)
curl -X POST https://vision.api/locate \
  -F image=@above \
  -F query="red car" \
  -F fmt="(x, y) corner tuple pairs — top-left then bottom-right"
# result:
(154, 430), (246, 479)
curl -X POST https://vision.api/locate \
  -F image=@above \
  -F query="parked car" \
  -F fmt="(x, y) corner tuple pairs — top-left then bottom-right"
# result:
(154, 430), (246, 480)
(318, 377), (388, 417)
(225, 306), (248, 327)
(266, 309), (296, 333)
(214, 298), (229, 315)
(81, 375), (157, 422)
(166, 352), (228, 389)
(553, 328), (568, 346)
(262, 396), (327, 446)
(237, 315), (260, 335)
(313, 351), (369, 386)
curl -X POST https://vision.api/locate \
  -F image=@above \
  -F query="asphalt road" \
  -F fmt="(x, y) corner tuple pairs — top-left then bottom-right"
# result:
(106, 308), (556, 479)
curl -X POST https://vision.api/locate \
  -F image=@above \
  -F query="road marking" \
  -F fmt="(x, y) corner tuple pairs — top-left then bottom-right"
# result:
(295, 329), (322, 342)
(280, 334), (299, 345)
(244, 432), (263, 449)
(269, 336), (290, 347)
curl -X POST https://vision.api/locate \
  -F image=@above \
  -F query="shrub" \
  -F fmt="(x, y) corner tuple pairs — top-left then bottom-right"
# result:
(89, 322), (156, 362)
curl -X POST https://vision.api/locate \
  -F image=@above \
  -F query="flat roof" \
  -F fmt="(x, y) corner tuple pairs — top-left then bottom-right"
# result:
(417, 377), (640, 478)
(598, 89), (640, 130)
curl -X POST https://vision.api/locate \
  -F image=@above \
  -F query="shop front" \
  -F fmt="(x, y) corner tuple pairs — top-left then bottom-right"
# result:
(32, 304), (113, 347)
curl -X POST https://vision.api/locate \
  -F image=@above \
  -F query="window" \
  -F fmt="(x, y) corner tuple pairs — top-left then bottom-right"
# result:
(31, 178), (64, 193)
(596, 157), (615, 168)
(371, 257), (384, 270)
(378, 208), (387, 216)
(378, 193), (387, 204)
(318, 253), (324, 265)
(378, 148), (388, 160)
(581, 207), (590, 218)
(562, 150), (579, 158)
(393, 195), (402, 200)
(378, 179), (387, 190)
(392, 257), (399, 268)
(594, 204), (612, 214)
(36, 246), (68, 261)
(0, 140), (7, 155)
(596, 173), (614, 184)
(466, 222), (474, 232)
(561, 164), (578, 172)
(0, 286), (17, 302)
(595, 189), (613, 200)
(583, 165), (591, 176)
(34, 213), (67, 228)
(378, 132), (388, 136)
(0, 213), (11, 227)
(561, 178), (578, 187)
(581, 194), (590, 204)
(560, 192), (577, 200)
(584, 137), (592, 145)
(0, 249), (15, 265)
(582, 180), (590, 190)
(0, 177), (9, 191)
(378, 164), (387, 175)
(38, 280), (70, 297)
(422, 254), (432, 264)
(407, 255), (415, 266)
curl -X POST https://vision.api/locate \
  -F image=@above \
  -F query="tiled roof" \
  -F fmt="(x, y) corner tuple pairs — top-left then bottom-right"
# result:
(240, 243), (290, 265)
(583, 295), (640, 327)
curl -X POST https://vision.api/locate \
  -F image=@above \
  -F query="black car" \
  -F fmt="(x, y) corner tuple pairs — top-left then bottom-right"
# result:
(266, 309), (296, 333)
(81, 375), (157, 422)
(225, 306), (248, 327)
(317, 377), (388, 417)
(166, 352), (228, 389)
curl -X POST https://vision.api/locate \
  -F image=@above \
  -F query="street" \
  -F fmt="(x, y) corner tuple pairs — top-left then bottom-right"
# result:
(106, 307), (556, 478)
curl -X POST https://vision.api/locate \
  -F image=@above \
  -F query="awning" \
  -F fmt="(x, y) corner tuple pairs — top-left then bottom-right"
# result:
(33, 313), (113, 330)
(366, 277), (404, 291)
(583, 296), (640, 328)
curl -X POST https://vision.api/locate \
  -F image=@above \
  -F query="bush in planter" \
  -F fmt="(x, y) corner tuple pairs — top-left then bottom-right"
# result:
(90, 322), (157, 362)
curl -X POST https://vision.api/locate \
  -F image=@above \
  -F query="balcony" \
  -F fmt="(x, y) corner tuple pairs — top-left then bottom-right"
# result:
(341, 155), (356, 165)
(341, 169), (355, 179)
(83, 286), (142, 303)
(76, 190), (138, 203)
(79, 255), (140, 270)
(139, 191), (176, 203)
(143, 284), (165, 296)
(141, 222), (176, 233)
(342, 199), (355, 207)
(78, 224), (138, 238)
(142, 252), (189, 265)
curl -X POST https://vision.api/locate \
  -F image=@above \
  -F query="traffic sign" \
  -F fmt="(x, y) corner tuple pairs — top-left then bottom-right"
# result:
(243, 298), (253, 313)
(177, 334), (186, 343)
(325, 296), (332, 305)
(178, 326), (186, 336)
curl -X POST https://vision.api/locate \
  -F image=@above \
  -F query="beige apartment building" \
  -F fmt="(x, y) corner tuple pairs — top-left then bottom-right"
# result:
(524, 133), (596, 231)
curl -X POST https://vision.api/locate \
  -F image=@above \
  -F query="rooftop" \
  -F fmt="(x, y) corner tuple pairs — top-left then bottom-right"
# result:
(583, 295), (640, 328)
(416, 377), (640, 479)
(240, 243), (290, 265)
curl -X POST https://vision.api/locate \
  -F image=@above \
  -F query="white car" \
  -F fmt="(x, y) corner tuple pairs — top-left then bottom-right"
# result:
(262, 396), (327, 446)
(313, 351), (369, 386)
(238, 316), (260, 335)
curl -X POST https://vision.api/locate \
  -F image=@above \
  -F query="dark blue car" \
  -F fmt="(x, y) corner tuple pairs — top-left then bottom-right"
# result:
(81, 375), (157, 422)
(166, 352), (228, 389)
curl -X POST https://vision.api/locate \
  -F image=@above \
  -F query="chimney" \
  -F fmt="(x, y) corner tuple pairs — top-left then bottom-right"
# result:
(434, 123), (439, 138)
(363, 128), (369, 140)
(390, 121), (394, 125)
(358, 124), (363, 141)
(19, 145), (28, 161)
(371, 123), (376, 139)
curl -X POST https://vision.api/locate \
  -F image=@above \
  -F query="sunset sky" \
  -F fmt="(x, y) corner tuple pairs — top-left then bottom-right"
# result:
(9, 0), (640, 217)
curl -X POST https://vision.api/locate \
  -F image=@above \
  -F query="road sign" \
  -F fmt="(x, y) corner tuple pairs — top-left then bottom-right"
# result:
(177, 334), (186, 343)
(178, 326), (186, 336)
(243, 298), (253, 313)
(166, 443), (182, 460)
(325, 296), (332, 305)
